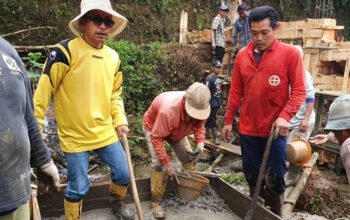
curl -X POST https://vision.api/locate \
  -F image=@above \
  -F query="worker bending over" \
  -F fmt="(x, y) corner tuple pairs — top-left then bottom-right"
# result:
(143, 82), (210, 219)
(310, 95), (350, 184)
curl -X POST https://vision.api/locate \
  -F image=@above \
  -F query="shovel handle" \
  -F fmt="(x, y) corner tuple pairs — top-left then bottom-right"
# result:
(121, 133), (144, 220)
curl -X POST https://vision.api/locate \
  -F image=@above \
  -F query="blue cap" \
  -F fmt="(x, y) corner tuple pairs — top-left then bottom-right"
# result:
(212, 60), (222, 68)
(219, 4), (229, 11)
(237, 3), (248, 13)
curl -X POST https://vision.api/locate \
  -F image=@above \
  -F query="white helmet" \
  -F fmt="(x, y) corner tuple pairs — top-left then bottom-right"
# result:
(325, 95), (350, 130)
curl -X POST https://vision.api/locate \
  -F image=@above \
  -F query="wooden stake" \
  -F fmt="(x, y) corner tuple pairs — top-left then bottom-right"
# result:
(179, 10), (188, 44)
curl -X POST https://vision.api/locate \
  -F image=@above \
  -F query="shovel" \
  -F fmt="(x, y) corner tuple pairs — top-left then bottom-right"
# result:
(121, 133), (144, 220)
(243, 128), (277, 220)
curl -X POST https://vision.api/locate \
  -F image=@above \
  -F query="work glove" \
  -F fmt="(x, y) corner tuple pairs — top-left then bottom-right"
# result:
(39, 160), (60, 190)
(186, 142), (204, 162)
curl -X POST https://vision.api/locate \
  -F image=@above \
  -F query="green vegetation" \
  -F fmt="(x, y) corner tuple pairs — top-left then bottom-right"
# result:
(127, 136), (151, 163)
(21, 52), (44, 84)
(106, 40), (165, 116)
(309, 195), (324, 212)
(221, 173), (247, 185)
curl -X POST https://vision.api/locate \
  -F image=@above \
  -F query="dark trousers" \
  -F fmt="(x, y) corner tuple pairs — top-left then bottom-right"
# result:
(240, 134), (287, 194)
(215, 46), (225, 63)
(205, 106), (219, 128)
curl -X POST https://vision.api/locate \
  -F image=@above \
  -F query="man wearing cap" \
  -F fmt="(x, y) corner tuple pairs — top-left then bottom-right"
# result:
(222, 6), (305, 216)
(143, 82), (210, 219)
(33, 0), (133, 219)
(205, 60), (222, 145)
(232, 3), (251, 50)
(211, 4), (229, 63)
(310, 95), (350, 184)
(0, 36), (60, 220)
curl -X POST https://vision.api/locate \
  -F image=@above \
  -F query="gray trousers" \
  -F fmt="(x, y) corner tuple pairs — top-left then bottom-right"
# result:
(143, 127), (193, 171)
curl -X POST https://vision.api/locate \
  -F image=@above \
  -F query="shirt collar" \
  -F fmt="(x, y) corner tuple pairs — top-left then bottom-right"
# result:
(247, 38), (278, 56)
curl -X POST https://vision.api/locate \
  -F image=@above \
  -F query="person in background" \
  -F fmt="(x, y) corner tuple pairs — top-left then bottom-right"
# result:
(310, 95), (350, 184)
(0, 36), (60, 220)
(211, 4), (229, 63)
(205, 60), (222, 145)
(33, 0), (133, 219)
(232, 3), (251, 50)
(143, 82), (210, 219)
(222, 6), (306, 216)
(287, 45), (316, 143)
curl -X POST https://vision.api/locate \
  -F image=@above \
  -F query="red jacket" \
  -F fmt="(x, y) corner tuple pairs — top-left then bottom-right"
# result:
(225, 39), (306, 137)
(143, 91), (206, 165)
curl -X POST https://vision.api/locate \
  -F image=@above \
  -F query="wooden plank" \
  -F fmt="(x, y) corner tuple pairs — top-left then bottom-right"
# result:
(188, 135), (241, 156)
(342, 58), (350, 91)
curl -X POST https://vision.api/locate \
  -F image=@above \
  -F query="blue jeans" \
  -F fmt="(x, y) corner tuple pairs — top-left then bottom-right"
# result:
(240, 134), (287, 194)
(64, 141), (130, 201)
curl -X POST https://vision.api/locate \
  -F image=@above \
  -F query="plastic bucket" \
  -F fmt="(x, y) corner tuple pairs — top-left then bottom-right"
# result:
(287, 138), (312, 166)
(176, 172), (209, 200)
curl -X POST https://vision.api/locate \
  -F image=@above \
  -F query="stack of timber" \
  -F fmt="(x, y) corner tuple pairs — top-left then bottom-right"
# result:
(275, 18), (350, 93)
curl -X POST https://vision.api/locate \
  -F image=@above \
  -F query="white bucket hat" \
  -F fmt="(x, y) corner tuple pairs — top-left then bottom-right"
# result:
(184, 82), (211, 120)
(69, 0), (128, 38)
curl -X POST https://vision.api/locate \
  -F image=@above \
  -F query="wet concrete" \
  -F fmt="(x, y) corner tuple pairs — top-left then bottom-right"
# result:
(43, 184), (240, 220)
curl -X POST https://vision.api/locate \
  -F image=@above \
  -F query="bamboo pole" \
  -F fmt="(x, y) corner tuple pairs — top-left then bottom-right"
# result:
(282, 152), (319, 215)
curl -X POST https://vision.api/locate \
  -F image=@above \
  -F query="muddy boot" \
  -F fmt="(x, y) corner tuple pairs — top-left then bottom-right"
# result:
(205, 127), (212, 139)
(151, 171), (168, 219)
(264, 189), (284, 216)
(212, 128), (220, 145)
(64, 199), (82, 220)
(109, 180), (134, 220)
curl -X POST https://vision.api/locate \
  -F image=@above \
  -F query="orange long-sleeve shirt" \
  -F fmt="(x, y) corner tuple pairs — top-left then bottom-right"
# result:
(143, 91), (206, 165)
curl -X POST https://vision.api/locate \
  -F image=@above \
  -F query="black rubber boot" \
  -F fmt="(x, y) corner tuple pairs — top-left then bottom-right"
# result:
(212, 128), (220, 145)
(264, 189), (284, 216)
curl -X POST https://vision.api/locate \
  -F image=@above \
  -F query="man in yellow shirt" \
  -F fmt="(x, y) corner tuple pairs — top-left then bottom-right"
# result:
(34, 0), (133, 219)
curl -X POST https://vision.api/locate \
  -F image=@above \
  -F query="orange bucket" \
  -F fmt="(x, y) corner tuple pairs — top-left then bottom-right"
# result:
(176, 172), (209, 200)
(287, 138), (312, 166)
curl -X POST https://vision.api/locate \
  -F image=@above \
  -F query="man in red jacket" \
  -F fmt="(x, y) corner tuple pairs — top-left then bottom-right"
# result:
(143, 82), (210, 219)
(222, 6), (306, 216)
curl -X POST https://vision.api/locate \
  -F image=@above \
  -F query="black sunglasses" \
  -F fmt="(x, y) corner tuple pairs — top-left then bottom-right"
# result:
(86, 15), (115, 28)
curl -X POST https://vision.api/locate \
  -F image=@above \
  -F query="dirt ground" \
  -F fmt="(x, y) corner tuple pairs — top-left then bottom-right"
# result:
(294, 166), (350, 219)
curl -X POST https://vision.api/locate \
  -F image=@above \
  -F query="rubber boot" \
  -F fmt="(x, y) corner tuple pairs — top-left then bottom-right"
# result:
(182, 161), (197, 171)
(64, 199), (82, 220)
(109, 180), (134, 220)
(264, 189), (284, 216)
(205, 127), (212, 139)
(212, 128), (220, 145)
(151, 171), (168, 219)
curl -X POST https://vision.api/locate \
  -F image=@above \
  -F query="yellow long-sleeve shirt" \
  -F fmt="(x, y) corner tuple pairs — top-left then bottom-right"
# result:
(34, 36), (127, 153)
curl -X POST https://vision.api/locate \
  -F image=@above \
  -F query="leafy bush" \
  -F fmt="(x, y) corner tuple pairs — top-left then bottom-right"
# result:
(105, 40), (164, 116)
(21, 52), (44, 84)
